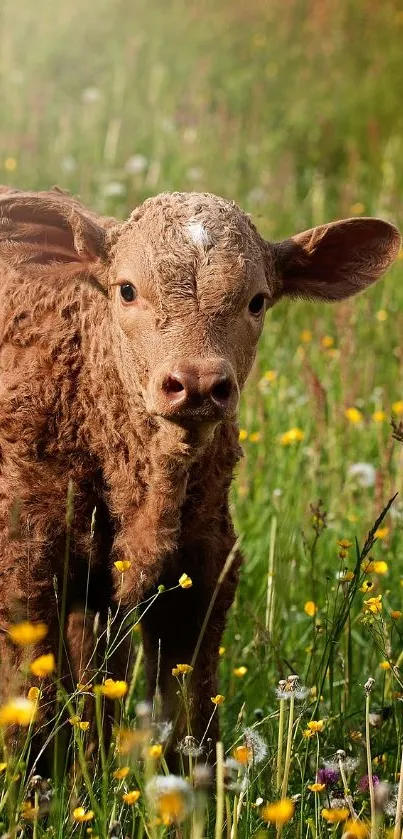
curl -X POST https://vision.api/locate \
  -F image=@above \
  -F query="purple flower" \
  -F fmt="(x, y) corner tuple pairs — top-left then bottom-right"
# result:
(316, 767), (340, 787)
(358, 774), (380, 792)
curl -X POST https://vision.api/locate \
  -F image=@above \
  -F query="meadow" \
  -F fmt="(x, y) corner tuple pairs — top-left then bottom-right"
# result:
(1, 0), (403, 835)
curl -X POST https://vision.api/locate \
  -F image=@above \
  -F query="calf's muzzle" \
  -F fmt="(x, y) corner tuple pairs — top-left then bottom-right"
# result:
(149, 358), (239, 423)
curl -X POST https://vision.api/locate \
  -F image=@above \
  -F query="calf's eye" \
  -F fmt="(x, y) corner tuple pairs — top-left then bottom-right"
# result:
(120, 283), (137, 303)
(248, 294), (265, 316)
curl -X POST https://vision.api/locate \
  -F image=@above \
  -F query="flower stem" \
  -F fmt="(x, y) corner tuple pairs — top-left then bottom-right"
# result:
(215, 742), (225, 839)
(393, 738), (403, 839)
(281, 693), (295, 799)
(365, 693), (376, 839)
(276, 698), (285, 793)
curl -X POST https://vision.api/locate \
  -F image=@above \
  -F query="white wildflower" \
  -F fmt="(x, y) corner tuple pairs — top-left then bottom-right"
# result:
(348, 462), (376, 487)
(101, 181), (126, 198)
(176, 735), (203, 757)
(243, 727), (268, 766)
(81, 86), (102, 104)
(146, 775), (193, 823)
(125, 155), (148, 175)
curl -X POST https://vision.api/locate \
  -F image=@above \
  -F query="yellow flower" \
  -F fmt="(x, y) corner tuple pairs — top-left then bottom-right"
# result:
(178, 573), (192, 589)
(364, 594), (382, 615)
(21, 801), (39, 820)
(249, 431), (261, 443)
(304, 601), (317, 617)
(261, 798), (294, 825)
(360, 580), (374, 593)
(379, 660), (391, 670)
(122, 790), (140, 805)
(308, 783), (326, 792)
(114, 560), (131, 572)
(376, 309), (388, 322)
(321, 336), (334, 348)
(0, 763), (7, 772)
(148, 744), (163, 758)
(30, 653), (55, 678)
(73, 807), (94, 822)
(233, 745), (252, 764)
(321, 807), (349, 823)
(372, 410), (386, 423)
(4, 157), (17, 172)
(339, 571), (355, 583)
(158, 791), (187, 824)
(338, 539), (353, 549)
(392, 401), (403, 415)
(391, 610), (402, 619)
(374, 527), (389, 540)
(300, 329), (312, 343)
(342, 820), (369, 838)
(218, 646), (226, 656)
(279, 427), (304, 446)
(239, 429), (248, 442)
(350, 202), (365, 215)
(99, 678), (128, 699)
(345, 408), (363, 424)
(77, 682), (93, 692)
(79, 721), (90, 731)
(9, 621), (48, 646)
(307, 719), (325, 733)
(172, 663), (193, 676)
(372, 560), (388, 574)
(0, 697), (36, 727)
(233, 666), (248, 677)
(211, 694), (225, 705)
(27, 687), (40, 701)
(263, 370), (277, 382)
(113, 766), (130, 779)
(303, 728), (315, 738)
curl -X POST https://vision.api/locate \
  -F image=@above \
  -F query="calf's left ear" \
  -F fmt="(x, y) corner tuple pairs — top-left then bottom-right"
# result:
(274, 218), (401, 302)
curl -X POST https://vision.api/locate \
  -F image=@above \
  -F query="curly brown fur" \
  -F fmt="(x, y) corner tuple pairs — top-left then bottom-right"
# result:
(0, 187), (399, 767)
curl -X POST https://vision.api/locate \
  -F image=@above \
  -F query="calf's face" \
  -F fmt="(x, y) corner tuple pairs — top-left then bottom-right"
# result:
(0, 190), (400, 443)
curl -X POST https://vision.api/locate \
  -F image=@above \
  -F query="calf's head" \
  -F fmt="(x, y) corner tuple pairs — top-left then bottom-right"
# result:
(0, 189), (400, 440)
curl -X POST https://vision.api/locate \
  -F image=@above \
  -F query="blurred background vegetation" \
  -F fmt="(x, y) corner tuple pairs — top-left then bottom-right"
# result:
(1, 0), (403, 744)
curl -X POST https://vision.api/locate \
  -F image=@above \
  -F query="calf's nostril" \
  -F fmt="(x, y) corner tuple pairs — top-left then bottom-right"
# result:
(162, 374), (185, 397)
(211, 377), (233, 403)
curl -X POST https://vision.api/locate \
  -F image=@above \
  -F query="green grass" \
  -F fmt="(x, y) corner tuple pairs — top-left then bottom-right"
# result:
(1, 0), (403, 835)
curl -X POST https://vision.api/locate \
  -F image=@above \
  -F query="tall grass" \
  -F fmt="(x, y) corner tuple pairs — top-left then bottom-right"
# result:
(1, 0), (403, 835)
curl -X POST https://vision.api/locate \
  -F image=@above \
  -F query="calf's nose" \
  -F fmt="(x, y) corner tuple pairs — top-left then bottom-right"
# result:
(154, 359), (239, 420)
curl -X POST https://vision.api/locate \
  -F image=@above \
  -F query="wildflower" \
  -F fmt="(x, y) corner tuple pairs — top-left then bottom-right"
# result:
(391, 610), (402, 619)
(218, 646), (226, 655)
(172, 664), (193, 676)
(122, 790), (140, 804)
(358, 774), (379, 793)
(243, 727), (268, 765)
(337, 539), (353, 549)
(99, 679), (128, 699)
(21, 801), (39, 820)
(342, 820), (369, 838)
(239, 429), (248, 442)
(116, 727), (148, 754)
(338, 570), (355, 583)
(114, 560), (131, 572)
(178, 573), (192, 589)
(211, 694), (225, 705)
(374, 527), (389, 540)
(280, 427), (304, 445)
(347, 462), (376, 487)
(148, 744), (163, 759)
(9, 621), (48, 646)
(4, 157), (17, 172)
(322, 336), (334, 348)
(316, 767), (340, 787)
(300, 330), (312, 343)
(308, 783), (326, 792)
(176, 736), (203, 757)
(360, 581), (374, 593)
(263, 370), (277, 382)
(27, 687), (40, 701)
(372, 410), (386, 423)
(125, 154), (148, 174)
(73, 807), (94, 822)
(304, 601), (317, 617)
(345, 408), (363, 424)
(0, 697), (36, 727)
(350, 202), (365, 215)
(364, 595), (382, 615)
(276, 674), (308, 701)
(392, 401), (403, 415)
(376, 309), (388, 322)
(379, 660), (391, 670)
(30, 653), (55, 677)
(364, 677), (375, 695)
(261, 798), (294, 826)
(233, 745), (252, 764)
(233, 666), (248, 677)
(321, 807), (349, 823)
(113, 766), (130, 779)
(77, 682), (93, 692)
(0, 763), (7, 772)
(249, 431), (261, 443)
(146, 775), (193, 825)
(307, 720), (325, 733)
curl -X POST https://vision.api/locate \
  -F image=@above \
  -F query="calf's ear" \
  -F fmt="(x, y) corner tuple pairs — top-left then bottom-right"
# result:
(274, 218), (401, 302)
(0, 190), (112, 294)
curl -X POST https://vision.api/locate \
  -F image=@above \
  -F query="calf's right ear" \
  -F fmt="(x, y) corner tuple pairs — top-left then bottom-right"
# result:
(0, 190), (112, 294)
(274, 217), (401, 302)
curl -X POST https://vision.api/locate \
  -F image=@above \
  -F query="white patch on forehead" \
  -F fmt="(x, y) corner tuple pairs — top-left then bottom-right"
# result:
(185, 219), (211, 249)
